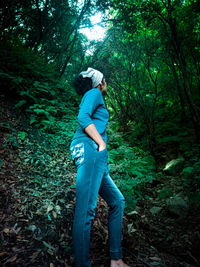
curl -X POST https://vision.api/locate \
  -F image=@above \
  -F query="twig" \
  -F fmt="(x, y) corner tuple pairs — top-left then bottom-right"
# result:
(187, 250), (200, 266)
(125, 248), (152, 266)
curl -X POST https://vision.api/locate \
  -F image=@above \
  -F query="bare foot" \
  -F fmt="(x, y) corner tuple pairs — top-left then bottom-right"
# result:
(110, 259), (130, 267)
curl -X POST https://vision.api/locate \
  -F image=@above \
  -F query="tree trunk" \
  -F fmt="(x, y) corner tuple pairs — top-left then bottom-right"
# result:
(59, 0), (91, 77)
(170, 58), (187, 122)
(167, 0), (200, 143)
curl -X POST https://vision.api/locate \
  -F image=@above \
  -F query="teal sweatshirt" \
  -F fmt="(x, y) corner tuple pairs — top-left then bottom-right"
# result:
(72, 88), (109, 143)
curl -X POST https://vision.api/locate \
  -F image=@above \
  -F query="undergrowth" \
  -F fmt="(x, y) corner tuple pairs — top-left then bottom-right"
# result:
(1, 38), (200, 215)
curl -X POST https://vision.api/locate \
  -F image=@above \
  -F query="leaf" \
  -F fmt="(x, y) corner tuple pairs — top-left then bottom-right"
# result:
(15, 100), (27, 109)
(129, 169), (144, 178)
(30, 117), (37, 125)
(47, 214), (52, 221)
(0, 252), (10, 258)
(40, 120), (51, 125)
(42, 241), (55, 251)
(0, 122), (10, 130)
(30, 250), (41, 263)
(0, 72), (14, 80)
(188, 192), (200, 204)
(33, 81), (40, 87)
(47, 205), (54, 214)
(0, 158), (4, 169)
(18, 131), (26, 140)
(158, 187), (173, 199)
(34, 179), (41, 184)
(4, 256), (17, 263)
(150, 262), (161, 266)
(63, 242), (71, 252)
(150, 257), (161, 262)
(52, 211), (57, 218)
(32, 109), (49, 115)
(19, 91), (37, 102)
(3, 228), (10, 234)
(149, 206), (162, 215)
(55, 205), (61, 213)
(127, 210), (138, 216)
(13, 76), (23, 84)
(127, 223), (137, 235)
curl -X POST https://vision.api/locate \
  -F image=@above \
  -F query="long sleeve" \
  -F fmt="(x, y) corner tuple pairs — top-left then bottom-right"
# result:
(77, 89), (102, 129)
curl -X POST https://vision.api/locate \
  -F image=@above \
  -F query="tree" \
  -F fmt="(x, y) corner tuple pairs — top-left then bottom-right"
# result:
(99, 0), (200, 145)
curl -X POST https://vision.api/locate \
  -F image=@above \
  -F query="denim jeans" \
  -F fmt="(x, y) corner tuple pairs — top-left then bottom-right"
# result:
(70, 137), (125, 267)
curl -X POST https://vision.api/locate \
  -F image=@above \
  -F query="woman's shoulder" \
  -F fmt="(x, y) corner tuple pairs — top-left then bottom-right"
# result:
(82, 88), (102, 101)
(85, 88), (101, 97)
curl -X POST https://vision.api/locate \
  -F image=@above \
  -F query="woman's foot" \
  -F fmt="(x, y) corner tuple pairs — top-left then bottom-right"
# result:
(110, 259), (130, 267)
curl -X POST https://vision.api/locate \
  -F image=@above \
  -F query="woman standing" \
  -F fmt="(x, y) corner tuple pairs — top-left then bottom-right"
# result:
(70, 68), (129, 267)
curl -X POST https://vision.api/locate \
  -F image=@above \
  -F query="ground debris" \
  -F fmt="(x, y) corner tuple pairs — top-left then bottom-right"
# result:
(0, 97), (199, 266)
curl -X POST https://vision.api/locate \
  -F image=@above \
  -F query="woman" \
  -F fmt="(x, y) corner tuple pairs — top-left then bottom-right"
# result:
(70, 67), (129, 267)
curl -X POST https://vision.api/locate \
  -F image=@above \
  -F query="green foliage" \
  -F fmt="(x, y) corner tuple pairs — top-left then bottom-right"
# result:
(94, 0), (200, 157)
(15, 100), (27, 109)
(178, 145), (200, 204)
(157, 187), (173, 199)
(0, 37), (79, 139)
(0, 122), (11, 132)
(182, 161), (200, 202)
(4, 131), (20, 149)
(182, 167), (193, 180)
(0, 159), (4, 169)
(0, 0), (95, 76)
(1, 0), (199, 217)
(62, 242), (71, 253)
(107, 122), (157, 212)
(0, 39), (66, 131)
(18, 131), (26, 141)
(187, 192), (200, 204)
(4, 130), (28, 149)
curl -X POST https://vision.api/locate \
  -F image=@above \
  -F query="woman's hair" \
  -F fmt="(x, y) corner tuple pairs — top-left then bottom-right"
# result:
(73, 74), (105, 96)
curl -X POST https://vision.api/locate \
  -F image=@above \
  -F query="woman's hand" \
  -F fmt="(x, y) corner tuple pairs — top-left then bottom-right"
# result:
(98, 140), (106, 151)
(84, 123), (106, 151)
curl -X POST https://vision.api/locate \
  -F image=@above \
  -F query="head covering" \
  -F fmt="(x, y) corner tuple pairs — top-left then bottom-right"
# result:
(80, 67), (103, 88)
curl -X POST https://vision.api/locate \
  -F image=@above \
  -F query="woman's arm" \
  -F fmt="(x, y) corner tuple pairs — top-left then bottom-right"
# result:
(77, 89), (106, 151)
(85, 123), (106, 151)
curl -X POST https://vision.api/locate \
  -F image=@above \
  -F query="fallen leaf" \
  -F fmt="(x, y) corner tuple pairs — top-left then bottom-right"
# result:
(127, 210), (138, 216)
(30, 250), (41, 263)
(4, 255), (17, 264)
(42, 241), (55, 251)
(52, 211), (57, 218)
(0, 252), (10, 258)
(127, 223), (137, 235)
(3, 228), (10, 234)
(150, 257), (161, 262)
(47, 205), (54, 213)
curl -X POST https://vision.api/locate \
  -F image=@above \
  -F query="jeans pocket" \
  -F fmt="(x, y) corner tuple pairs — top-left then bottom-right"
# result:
(70, 142), (85, 166)
(88, 139), (107, 154)
(88, 139), (99, 151)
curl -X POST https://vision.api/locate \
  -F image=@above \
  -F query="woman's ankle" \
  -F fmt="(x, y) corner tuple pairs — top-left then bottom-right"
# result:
(111, 259), (123, 264)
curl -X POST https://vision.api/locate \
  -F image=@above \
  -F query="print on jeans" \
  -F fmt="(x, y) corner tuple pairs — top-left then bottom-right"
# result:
(70, 143), (84, 165)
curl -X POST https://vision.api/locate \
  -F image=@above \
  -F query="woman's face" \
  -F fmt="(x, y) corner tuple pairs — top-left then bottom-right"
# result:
(101, 79), (107, 96)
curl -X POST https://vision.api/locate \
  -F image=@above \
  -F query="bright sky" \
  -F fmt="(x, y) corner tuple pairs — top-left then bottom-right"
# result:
(79, 12), (106, 41)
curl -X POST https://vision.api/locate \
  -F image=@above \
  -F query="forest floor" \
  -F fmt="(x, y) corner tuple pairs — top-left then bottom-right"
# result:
(0, 96), (200, 267)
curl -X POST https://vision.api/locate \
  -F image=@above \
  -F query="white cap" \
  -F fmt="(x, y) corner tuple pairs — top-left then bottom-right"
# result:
(80, 67), (103, 88)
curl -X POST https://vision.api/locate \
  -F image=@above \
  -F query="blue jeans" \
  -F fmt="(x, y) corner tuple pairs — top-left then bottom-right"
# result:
(70, 137), (125, 267)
